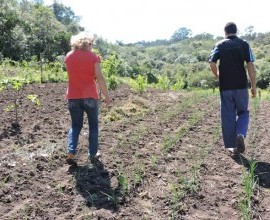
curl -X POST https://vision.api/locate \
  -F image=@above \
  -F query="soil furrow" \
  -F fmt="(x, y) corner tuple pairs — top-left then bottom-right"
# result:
(1, 83), (270, 220)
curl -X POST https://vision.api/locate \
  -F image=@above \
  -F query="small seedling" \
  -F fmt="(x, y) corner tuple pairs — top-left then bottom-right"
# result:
(117, 173), (129, 196)
(100, 190), (118, 207)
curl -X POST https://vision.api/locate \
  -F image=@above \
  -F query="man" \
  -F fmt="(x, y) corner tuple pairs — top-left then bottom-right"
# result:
(209, 22), (256, 154)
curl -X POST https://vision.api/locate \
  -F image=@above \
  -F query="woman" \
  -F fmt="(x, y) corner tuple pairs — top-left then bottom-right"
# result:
(65, 32), (110, 165)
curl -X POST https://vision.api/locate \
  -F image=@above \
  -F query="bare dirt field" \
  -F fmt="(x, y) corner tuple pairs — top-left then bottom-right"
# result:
(0, 83), (270, 220)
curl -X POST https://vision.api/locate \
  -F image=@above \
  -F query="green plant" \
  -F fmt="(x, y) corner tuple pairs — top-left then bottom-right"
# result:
(188, 111), (203, 127)
(168, 174), (192, 219)
(27, 94), (41, 106)
(150, 155), (157, 167)
(162, 127), (187, 153)
(171, 78), (185, 91)
(162, 109), (204, 153)
(1, 77), (27, 126)
(180, 175), (198, 195)
(196, 144), (207, 162)
(156, 75), (171, 90)
(168, 182), (185, 219)
(0, 77), (40, 126)
(132, 161), (145, 187)
(129, 75), (148, 94)
(107, 75), (118, 90)
(102, 52), (124, 90)
(119, 125), (148, 148)
(239, 97), (260, 219)
(170, 183), (183, 202)
(189, 163), (200, 193)
(85, 190), (98, 206)
(117, 172), (129, 196)
(239, 159), (258, 220)
(100, 190), (118, 207)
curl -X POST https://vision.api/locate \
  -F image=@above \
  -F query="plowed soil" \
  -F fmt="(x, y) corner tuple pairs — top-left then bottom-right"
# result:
(0, 83), (270, 220)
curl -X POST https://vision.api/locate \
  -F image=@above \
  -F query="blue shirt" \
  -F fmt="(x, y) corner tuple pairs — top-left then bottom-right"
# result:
(209, 35), (255, 90)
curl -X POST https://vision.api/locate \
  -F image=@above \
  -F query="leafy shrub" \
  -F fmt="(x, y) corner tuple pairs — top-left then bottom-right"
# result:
(129, 75), (148, 94)
(156, 75), (171, 90)
(256, 61), (270, 89)
(186, 70), (217, 89)
(171, 78), (185, 91)
(174, 54), (198, 64)
(107, 75), (119, 90)
(146, 72), (158, 84)
(194, 50), (210, 62)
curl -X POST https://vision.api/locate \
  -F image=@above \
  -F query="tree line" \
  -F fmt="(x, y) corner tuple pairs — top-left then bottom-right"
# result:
(1, 1), (270, 89)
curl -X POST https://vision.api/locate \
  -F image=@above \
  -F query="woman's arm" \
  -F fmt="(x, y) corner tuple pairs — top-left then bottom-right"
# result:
(94, 62), (111, 106)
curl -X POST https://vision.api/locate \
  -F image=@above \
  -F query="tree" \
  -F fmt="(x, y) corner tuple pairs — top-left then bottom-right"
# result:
(243, 26), (257, 41)
(0, 0), (21, 59)
(0, 0), (82, 61)
(170, 27), (192, 42)
(28, 5), (66, 61)
(193, 32), (214, 40)
(254, 32), (270, 45)
(51, 1), (83, 34)
(94, 36), (110, 58)
(32, 0), (44, 5)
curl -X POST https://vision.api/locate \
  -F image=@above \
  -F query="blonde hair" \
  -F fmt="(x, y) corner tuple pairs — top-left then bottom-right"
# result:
(70, 32), (95, 50)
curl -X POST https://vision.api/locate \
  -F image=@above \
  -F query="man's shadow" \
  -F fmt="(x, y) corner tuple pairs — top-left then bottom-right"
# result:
(67, 159), (122, 211)
(232, 154), (270, 188)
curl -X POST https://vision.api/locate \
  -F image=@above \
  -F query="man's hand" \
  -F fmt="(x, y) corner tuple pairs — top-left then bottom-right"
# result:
(209, 62), (219, 79)
(250, 87), (256, 98)
(247, 62), (256, 98)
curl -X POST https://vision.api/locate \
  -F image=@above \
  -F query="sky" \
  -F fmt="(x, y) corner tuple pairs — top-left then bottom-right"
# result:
(44, 0), (270, 43)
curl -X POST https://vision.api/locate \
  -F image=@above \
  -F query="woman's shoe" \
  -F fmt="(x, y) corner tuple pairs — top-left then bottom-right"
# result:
(66, 153), (77, 166)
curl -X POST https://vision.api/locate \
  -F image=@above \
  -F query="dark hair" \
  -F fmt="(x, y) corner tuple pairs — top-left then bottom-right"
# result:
(224, 22), (237, 34)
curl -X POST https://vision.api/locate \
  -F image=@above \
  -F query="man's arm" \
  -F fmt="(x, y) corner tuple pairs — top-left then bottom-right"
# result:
(209, 62), (219, 79)
(247, 62), (256, 98)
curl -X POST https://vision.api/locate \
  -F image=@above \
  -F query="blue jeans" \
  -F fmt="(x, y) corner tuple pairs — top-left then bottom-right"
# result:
(220, 89), (249, 148)
(67, 98), (99, 156)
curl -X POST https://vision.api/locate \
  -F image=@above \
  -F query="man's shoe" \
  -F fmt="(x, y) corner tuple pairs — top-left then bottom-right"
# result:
(66, 153), (77, 166)
(228, 148), (240, 154)
(236, 134), (245, 153)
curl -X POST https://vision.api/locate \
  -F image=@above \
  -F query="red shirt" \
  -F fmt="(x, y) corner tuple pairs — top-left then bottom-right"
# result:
(65, 50), (100, 99)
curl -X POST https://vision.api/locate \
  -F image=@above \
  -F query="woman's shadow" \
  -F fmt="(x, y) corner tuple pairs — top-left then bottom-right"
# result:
(232, 154), (270, 188)
(67, 158), (122, 211)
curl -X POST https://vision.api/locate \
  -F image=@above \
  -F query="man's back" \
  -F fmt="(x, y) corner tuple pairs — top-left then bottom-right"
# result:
(209, 35), (254, 90)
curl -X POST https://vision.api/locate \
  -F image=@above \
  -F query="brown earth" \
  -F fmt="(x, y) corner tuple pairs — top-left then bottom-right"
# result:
(0, 83), (270, 220)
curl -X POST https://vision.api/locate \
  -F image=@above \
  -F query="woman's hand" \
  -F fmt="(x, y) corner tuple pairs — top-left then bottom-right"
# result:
(104, 96), (111, 107)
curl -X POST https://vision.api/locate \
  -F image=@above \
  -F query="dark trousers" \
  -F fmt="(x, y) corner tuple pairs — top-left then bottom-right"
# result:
(220, 89), (249, 148)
